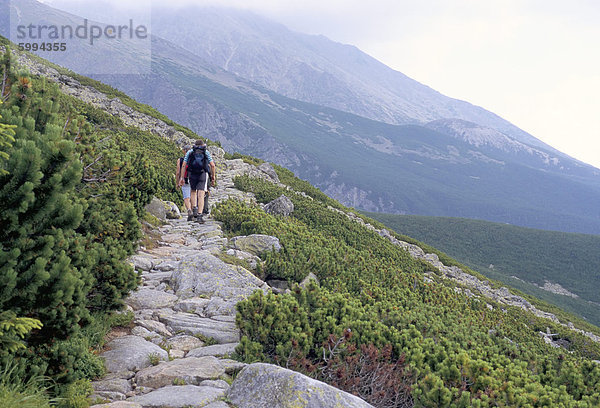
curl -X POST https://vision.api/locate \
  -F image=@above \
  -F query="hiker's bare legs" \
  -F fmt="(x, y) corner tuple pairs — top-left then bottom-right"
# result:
(197, 190), (205, 216)
(190, 190), (198, 208)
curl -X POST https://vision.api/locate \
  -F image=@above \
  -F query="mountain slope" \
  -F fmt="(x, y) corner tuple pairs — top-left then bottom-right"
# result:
(4, 0), (600, 235)
(150, 5), (560, 152)
(366, 212), (600, 326)
(3, 33), (600, 408)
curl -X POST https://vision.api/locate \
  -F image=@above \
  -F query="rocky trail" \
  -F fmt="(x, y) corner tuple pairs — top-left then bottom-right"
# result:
(89, 156), (374, 408)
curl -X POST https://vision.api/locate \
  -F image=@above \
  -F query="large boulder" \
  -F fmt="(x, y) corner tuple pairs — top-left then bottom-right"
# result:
(263, 195), (294, 216)
(228, 234), (281, 256)
(226, 363), (374, 408)
(144, 196), (172, 220)
(165, 201), (181, 219)
(257, 162), (280, 183)
(171, 251), (266, 302)
(100, 336), (168, 373)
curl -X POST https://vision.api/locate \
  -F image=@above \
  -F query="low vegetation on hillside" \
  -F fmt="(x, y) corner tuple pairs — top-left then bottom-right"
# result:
(366, 213), (600, 328)
(0, 47), (180, 405)
(2, 39), (600, 407)
(213, 174), (600, 407)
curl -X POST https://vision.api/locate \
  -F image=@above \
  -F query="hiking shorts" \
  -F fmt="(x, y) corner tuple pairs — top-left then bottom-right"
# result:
(181, 183), (191, 199)
(189, 172), (209, 192)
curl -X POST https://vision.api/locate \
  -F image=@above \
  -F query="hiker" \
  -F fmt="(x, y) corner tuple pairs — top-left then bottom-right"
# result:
(175, 145), (192, 218)
(178, 139), (216, 223)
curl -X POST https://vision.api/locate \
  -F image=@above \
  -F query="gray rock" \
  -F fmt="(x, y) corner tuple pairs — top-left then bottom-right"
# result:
(228, 234), (281, 256)
(203, 402), (230, 408)
(126, 289), (178, 310)
(264, 194), (294, 216)
(227, 363), (374, 408)
(171, 251), (266, 302)
(173, 297), (211, 314)
(130, 255), (154, 272)
(159, 234), (186, 245)
(166, 335), (205, 352)
(101, 336), (168, 373)
(165, 201), (181, 219)
(92, 378), (132, 395)
(134, 356), (226, 389)
(187, 343), (239, 358)
(257, 162), (280, 183)
(90, 391), (126, 401)
(90, 402), (142, 408)
(135, 319), (172, 337)
(299, 272), (319, 288)
(145, 197), (172, 220)
(154, 260), (179, 272)
(158, 312), (239, 344)
(131, 385), (225, 407)
(203, 297), (238, 317)
(266, 279), (289, 294)
(199, 379), (230, 390)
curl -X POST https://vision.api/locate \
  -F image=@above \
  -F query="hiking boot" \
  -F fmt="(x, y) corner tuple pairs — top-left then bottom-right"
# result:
(191, 207), (198, 221)
(197, 214), (205, 224)
(187, 209), (193, 222)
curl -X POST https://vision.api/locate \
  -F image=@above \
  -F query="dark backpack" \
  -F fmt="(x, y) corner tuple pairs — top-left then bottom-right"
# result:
(188, 146), (209, 174)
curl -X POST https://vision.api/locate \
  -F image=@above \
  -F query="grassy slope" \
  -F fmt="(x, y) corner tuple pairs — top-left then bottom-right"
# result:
(366, 212), (600, 327)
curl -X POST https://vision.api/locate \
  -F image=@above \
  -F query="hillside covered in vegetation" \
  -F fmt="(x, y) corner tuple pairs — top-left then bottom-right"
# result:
(365, 213), (600, 327)
(1, 37), (600, 407)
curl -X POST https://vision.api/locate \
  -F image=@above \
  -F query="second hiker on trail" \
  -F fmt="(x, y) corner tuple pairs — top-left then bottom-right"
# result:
(178, 139), (216, 223)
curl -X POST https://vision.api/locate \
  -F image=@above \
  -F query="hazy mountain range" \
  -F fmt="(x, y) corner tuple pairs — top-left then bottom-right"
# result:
(3, 0), (600, 234)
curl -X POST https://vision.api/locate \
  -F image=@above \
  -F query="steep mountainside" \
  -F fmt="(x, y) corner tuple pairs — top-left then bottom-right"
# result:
(366, 212), (600, 326)
(4, 0), (600, 236)
(150, 5), (556, 151)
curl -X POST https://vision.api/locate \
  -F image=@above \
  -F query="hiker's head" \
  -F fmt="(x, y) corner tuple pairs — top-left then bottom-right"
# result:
(195, 139), (205, 147)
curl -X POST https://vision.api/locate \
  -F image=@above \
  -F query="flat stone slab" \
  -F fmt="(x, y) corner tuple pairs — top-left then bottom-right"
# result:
(101, 336), (168, 373)
(187, 343), (239, 358)
(171, 251), (266, 301)
(166, 334), (205, 352)
(126, 288), (178, 310)
(135, 319), (172, 337)
(91, 402), (142, 408)
(159, 312), (239, 344)
(135, 356), (226, 388)
(131, 385), (225, 408)
(227, 363), (374, 408)
(92, 378), (132, 395)
(228, 234), (281, 256)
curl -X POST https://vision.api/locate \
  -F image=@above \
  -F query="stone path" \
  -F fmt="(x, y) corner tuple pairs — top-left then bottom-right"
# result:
(90, 156), (374, 408)
(90, 157), (268, 408)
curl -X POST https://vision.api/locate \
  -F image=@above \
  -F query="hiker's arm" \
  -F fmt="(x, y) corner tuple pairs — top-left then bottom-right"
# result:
(175, 159), (181, 185)
(178, 162), (187, 187)
(210, 161), (216, 186)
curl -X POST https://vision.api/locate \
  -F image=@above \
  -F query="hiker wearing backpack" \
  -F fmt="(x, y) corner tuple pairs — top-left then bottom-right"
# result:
(175, 145), (192, 219)
(178, 139), (216, 223)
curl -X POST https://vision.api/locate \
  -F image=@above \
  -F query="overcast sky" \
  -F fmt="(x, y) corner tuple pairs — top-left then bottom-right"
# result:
(41, 0), (600, 169)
